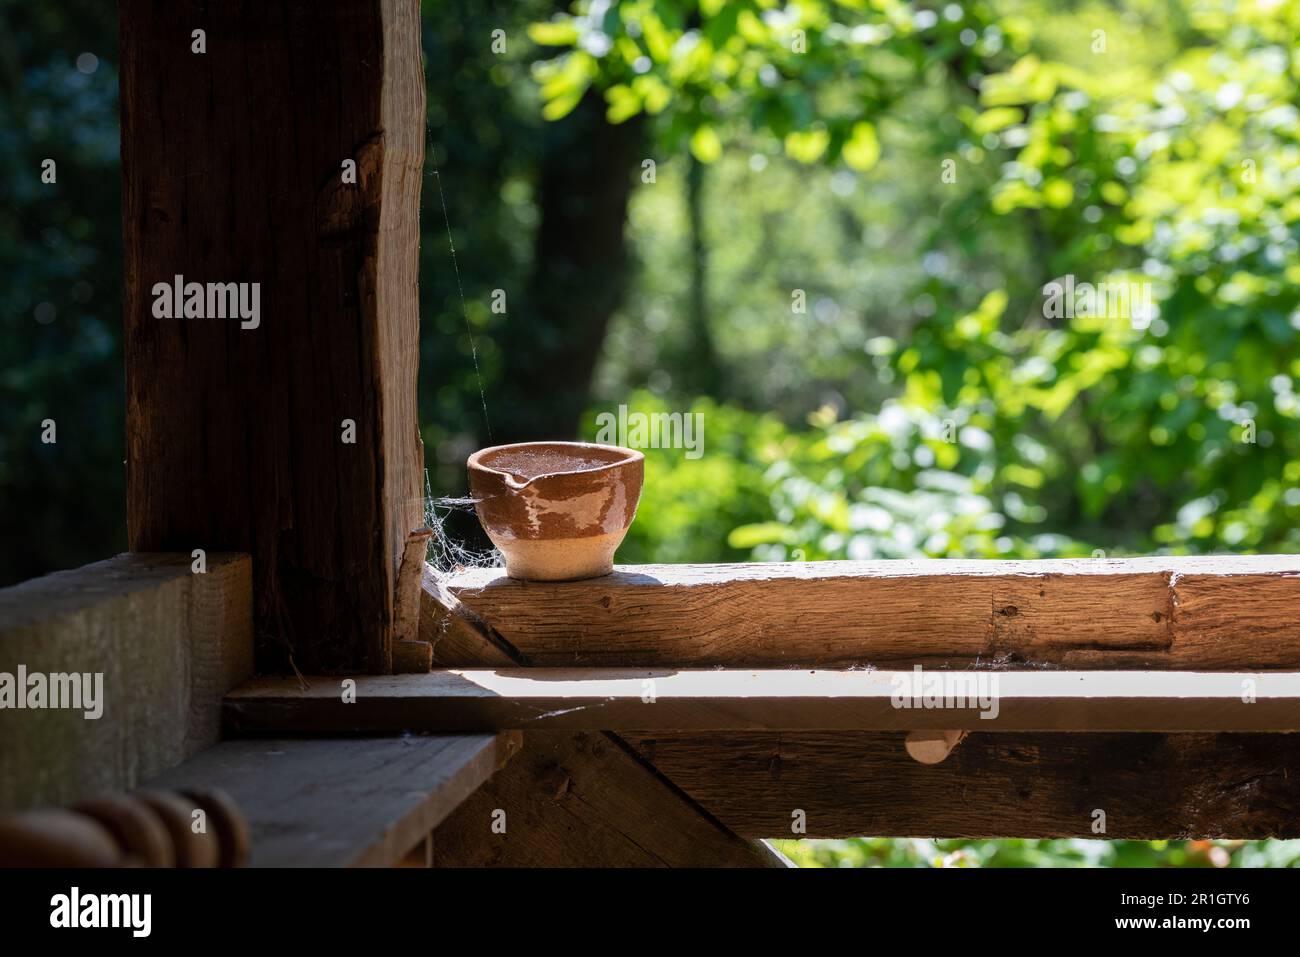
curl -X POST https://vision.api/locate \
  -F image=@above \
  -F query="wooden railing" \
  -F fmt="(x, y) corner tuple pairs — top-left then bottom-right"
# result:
(408, 557), (1300, 845)
(6, 553), (1300, 862)
(440, 557), (1300, 670)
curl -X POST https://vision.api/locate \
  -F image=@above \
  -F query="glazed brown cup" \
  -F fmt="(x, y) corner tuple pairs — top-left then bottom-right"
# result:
(467, 441), (644, 581)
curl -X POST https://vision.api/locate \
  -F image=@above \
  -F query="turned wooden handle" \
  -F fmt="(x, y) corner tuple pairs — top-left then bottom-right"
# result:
(74, 794), (176, 867)
(0, 788), (249, 868)
(0, 809), (123, 867)
(133, 789), (222, 868)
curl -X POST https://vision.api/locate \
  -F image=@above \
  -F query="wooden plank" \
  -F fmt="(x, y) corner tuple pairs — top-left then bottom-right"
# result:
(418, 567), (785, 866)
(421, 566), (521, 667)
(446, 557), (1300, 669)
(622, 731), (1300, 839)
(146, 734), (519, 867)
(119, 0), (426, 674)
(431, 561), (1300, 846)
(222, 669), (1300, 733)
(0, 553), (252, 812)
(429, 731), (788, 867)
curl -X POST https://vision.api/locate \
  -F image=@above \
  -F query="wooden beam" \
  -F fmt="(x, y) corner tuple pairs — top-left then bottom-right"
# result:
(0, 553), (252, 812)
(427, 564), (1300, 845)
(145, 734), (520, 867)
(622, 731), (1300, 839)
(428, 731), (790, 867)
(222, 669), (1300, 733)
(418, 568), (786, 866)
(119, 0), (426, 673)
(421, 566), (521, 667)
(446, 557), (1300, 669)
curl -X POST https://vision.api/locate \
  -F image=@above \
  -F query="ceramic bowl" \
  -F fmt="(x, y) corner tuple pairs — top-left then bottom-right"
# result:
(467, 441), (644, 581)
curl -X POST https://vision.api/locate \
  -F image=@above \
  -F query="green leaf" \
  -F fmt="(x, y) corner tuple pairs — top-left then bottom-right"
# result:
(785, 128), (831, 163)
(542, 89), (585, 120)
(1042, 178), (1074, 208)
(538, 52), (594, 121)
(605, 84), (642, 123)
(727, 522), (796, 549)
(972, 107), (1022, 135)
(690, 124), (723, 163)
(843, 121), (881, 171)
(527, 21), (580, 47)
(641, 13), (674, 62)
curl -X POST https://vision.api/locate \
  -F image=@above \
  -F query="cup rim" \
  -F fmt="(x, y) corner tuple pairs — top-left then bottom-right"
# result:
(468, 441), (644, 483)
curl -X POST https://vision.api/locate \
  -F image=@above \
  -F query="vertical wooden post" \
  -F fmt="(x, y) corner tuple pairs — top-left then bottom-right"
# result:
(119, 1), (425, 673)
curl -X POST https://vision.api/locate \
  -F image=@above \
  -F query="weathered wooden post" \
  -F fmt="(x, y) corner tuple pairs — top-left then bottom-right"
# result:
(119, 0), (425, 673)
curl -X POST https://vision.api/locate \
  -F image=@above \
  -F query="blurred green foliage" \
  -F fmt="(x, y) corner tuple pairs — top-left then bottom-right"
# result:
(774, 837), (1300, 868)
(558, 0), (1300, 866)
(562, 0), (1300, 561)
(529, 0), (997, 170)
(0, 1), (123, 583)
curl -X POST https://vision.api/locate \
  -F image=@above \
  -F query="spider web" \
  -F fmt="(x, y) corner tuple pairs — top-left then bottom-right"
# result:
(421, 473), (502, 574)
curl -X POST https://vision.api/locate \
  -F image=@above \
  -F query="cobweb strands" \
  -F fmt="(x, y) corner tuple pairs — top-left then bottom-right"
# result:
(422, 476), (503, 575)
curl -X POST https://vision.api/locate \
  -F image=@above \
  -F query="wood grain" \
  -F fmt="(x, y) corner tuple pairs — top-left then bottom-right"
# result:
(119, 0), (425, 673)
(446, 557), (1300, 669)
(417, 569), (785, 865)
(0, 553), (252, 812)
(622, 731), (1300, 839)
(223, 669), (1300, 733)
(434, 562), (1300, 844)
(147, 734), (520, 867)
(394, 530), (433, 646)
(421, 566), (521, 667)
(429, 731), (789, 867)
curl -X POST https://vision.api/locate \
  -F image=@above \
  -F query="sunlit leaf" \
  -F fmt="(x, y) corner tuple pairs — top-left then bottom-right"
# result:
(690, 124), (723, 163)
(842, 121), (881, 171)
(784, 127), (831, 163)
(527, 21), (580, 47)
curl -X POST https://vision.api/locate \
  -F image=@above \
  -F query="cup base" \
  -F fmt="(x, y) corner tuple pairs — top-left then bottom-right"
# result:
(492, 530), (626, 581)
